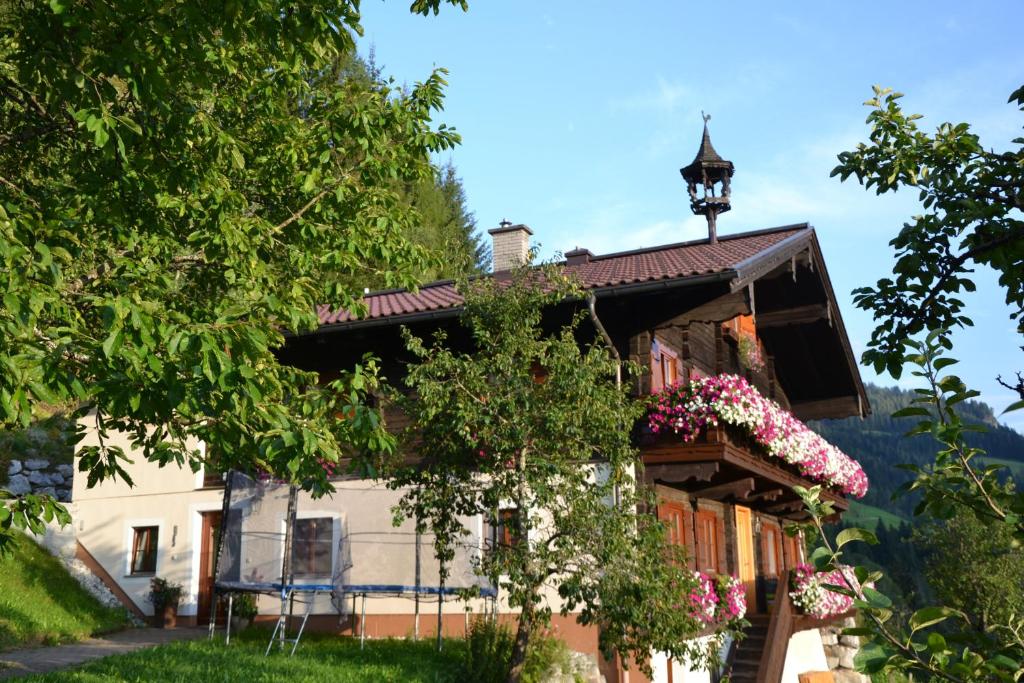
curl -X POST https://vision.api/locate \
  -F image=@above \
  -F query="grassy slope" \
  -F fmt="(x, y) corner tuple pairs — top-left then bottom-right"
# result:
(0, 536), (129, 650)
(978, 456), (1024, 479)
(845, 501), (908, 531)
(26, 631), (467, 682)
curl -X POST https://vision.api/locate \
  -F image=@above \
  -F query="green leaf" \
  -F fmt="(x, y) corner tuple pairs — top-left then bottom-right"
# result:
(102, 328), (123, 358)
(909, 606), (957, 631)
(836, 527), (878, 549)
(862, 586), (892, 609)
(1001, 399), (1024, 415)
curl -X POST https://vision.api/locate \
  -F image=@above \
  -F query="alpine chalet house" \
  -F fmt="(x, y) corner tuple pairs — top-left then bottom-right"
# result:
(71, 124), (869, 683)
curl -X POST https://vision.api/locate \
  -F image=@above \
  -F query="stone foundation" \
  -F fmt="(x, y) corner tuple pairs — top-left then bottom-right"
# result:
(819, 617), (868, 683)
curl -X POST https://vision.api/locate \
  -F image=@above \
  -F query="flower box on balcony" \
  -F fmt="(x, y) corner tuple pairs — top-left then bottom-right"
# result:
(646, 374), (868, 498)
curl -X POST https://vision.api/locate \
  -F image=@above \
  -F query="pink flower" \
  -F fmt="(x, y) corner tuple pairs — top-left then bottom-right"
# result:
(646, 374), (868, 497)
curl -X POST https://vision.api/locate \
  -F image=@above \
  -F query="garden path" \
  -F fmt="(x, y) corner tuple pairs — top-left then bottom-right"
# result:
(0, 627), (207, 679)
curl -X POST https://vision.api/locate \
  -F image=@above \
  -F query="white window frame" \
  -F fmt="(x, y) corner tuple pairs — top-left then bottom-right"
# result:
(123, 517), (164, 578)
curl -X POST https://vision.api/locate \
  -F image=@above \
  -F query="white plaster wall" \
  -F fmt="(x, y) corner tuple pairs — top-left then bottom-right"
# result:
(649, 637), (717, 683)
(70, 418), (607, 624)
(781, 628), (830, 683)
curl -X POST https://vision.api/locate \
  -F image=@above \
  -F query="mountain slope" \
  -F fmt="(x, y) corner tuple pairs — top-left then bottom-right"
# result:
(810, 384), (1024, 517)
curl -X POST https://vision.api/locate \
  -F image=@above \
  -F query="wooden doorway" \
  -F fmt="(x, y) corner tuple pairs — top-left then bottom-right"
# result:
(734, 505), (757, 613)
(197, 510), (223, 625)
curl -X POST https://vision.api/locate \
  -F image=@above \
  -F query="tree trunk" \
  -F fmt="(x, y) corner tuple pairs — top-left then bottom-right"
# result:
(506, 594), (536, 683)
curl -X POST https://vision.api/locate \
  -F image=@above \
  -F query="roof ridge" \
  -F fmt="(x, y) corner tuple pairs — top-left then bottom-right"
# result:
(328, 222), (811, 305)
(581, 223), (810, 263)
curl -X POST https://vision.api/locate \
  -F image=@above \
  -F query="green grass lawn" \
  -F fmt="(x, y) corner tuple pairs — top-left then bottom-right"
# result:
(25, 630), (468, 682)
(0, 535), (129, 650)
(846, 501), (907, 531)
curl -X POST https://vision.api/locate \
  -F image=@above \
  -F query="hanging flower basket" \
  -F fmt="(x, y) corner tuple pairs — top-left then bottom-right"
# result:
(646, 374), (868, 498)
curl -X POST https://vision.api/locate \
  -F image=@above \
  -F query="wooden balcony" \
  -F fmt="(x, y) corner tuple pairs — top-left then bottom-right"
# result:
(639, 424), (848, 518)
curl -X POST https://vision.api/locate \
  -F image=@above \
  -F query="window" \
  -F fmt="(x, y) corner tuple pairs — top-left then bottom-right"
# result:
(695, 510), (721, 574)
(492, 508), (521, 550)
(292, 517), (333, 577)
(763, 525), (783, 576)
(784, 532), (804, 569)
(651, 341), (679, 391)
(130, 526), (158, 575)
(658, 502), (687, 547)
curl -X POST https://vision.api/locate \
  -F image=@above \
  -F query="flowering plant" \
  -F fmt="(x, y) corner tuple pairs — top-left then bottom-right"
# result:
(789, 563), (860, 619)
(716, 574), (747, 624)
(688, 571), (719, 625)
(688, 572), (747, 627)
(647, 374), (868, 497)
(738, 333), (765, 372)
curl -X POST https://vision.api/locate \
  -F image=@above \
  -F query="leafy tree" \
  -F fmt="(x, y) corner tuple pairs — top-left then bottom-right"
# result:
(914, 501), (1024, 633)
(0, 0), (467, 553)
(795, 84), (1024, 681)
(834, 85), (1024, 382)
(392, 268), (734, 682)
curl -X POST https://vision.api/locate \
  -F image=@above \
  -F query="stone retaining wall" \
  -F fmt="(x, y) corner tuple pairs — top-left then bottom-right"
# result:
(6, 458), (74, 501)
(820, 617), (869, 683)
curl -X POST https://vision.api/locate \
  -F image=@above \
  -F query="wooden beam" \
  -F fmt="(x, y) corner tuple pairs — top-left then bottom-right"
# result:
(690, 477), (756, 501)
(791, 395), (862, 421)
(641, 442), (849, 511)
(767, 500), (805, 514)
(743, 487), (784, 503)
(665, 290), (749, 326)
(646, 462), (719, 484)
(755, 303), (829, 329)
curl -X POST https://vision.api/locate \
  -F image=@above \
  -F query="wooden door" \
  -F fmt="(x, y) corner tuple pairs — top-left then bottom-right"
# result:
(197, 511), (223, 625)
(734, 505), (757, 612)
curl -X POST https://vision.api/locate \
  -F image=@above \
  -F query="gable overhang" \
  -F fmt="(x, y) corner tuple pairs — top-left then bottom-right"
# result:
(727, 228), (869, 420)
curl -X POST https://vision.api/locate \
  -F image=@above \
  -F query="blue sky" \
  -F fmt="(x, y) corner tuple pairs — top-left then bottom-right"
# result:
(356, 1), (1024, 430)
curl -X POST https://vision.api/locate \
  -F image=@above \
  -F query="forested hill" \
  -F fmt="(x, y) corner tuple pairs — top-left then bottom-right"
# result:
(810, 384), (1024, 517)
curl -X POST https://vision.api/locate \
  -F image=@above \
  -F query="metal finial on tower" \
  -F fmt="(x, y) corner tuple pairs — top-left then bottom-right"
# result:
(680, 115), (734, 245)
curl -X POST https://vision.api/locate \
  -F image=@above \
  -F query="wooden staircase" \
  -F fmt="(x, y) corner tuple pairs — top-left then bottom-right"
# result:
(727, 613), (770, 682)
(725, 571), (795, 683)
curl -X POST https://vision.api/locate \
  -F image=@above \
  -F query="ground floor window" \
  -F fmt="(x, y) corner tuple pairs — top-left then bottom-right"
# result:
(292, 517), (333, 577)
(130, 526), (158, 575)
(695, 510), (721, 574)
(763, 523), (783, 576)
(492, 508), (522, 550)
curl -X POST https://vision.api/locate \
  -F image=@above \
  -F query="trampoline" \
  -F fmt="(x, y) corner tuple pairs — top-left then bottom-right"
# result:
(206, 471), (497, 654)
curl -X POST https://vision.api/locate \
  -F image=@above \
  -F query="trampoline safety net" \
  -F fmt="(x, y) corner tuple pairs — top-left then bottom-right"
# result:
(215, 471), (494, 611)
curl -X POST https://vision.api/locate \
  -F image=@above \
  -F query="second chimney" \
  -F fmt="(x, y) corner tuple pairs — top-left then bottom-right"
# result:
(488, 220), (533, 272)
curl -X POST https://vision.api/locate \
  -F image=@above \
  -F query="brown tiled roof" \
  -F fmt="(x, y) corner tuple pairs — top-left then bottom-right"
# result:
(317, 224), (810, 328)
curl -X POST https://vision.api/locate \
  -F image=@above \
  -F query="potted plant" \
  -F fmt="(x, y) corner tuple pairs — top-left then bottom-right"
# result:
(148, 577), (184, 629)
(229, 593), (257, 631)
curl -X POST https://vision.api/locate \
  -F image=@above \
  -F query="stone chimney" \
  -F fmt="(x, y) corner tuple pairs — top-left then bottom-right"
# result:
(488, 220), (533, 272)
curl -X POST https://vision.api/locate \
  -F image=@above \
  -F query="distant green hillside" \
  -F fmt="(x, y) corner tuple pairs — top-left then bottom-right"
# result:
(811, 384), (1024, 517)
(0, 536), (129, 650)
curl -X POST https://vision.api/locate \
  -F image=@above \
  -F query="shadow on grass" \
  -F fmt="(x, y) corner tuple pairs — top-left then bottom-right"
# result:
(25, 629), (468, 682)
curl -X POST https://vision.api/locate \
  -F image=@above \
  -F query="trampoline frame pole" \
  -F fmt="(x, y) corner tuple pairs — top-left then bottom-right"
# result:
(360, 593), (366, 650)
(414, 525), (421, 641)
(208, 471), (234, 640)
(225, 593), (234, 645)
(278, 485), (299, 651)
